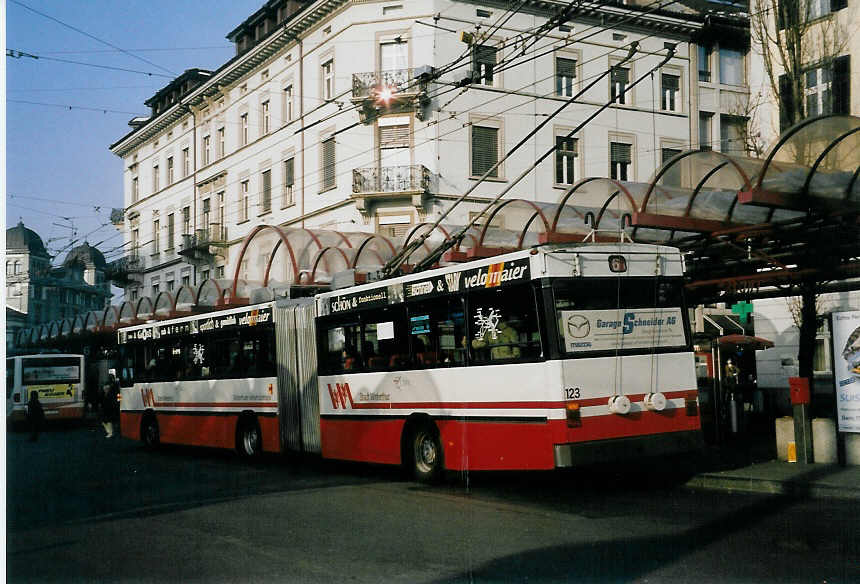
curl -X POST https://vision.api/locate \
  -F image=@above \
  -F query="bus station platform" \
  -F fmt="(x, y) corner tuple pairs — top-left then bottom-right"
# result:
(683, 437), (860, 501)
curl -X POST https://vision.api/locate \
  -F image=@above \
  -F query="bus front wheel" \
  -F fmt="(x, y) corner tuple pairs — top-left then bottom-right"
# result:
(408, 423), (443, 483)
(141, 416), (159, 449)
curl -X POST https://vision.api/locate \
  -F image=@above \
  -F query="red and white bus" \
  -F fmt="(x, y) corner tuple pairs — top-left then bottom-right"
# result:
(6, 354), (87, 424)
(118, 243), (702, 480)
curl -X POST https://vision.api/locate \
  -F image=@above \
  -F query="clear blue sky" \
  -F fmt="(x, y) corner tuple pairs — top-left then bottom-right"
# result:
(6, 1), (257, 265)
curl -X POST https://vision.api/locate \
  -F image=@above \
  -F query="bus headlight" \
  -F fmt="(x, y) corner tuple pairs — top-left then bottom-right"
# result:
(608, 395), (631, 415)
(643, 392), (667, 412)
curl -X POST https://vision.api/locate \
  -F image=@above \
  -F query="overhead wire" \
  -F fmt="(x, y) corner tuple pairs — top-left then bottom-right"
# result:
(9, 0), (177, 76)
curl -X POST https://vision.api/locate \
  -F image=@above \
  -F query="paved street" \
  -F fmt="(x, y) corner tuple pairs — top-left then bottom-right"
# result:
(6, 422), (859, 583)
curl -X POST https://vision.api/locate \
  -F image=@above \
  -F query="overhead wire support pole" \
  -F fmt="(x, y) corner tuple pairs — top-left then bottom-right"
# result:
(382, 42), (640, 276)
(409, 44), (676, 273)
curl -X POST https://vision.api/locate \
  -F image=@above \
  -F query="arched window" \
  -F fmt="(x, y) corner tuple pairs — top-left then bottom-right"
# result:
(14, 261), (22, 275)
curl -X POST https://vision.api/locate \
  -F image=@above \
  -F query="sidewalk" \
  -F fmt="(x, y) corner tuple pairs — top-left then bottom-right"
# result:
(683, 430), (860, 501)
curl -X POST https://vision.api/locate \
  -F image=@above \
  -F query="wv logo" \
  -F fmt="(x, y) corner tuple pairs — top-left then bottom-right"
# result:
(327, 383), (354, 409)
(445, 271), (462, 292)
(140, 387), (155, 408)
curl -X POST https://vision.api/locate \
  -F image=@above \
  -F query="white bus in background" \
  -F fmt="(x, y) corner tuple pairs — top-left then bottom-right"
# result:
(6, 354), (86, 424)
(118, 243), (702, 481)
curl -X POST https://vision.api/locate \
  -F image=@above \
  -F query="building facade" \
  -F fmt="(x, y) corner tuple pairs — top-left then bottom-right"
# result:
(746, 0), (860, 404)
(110, 0), (750, 300)
(5, 223), (112, 337)
(748, 0), (857, 147)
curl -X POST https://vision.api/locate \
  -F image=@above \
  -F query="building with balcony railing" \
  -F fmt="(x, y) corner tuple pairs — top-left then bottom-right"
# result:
(110, 0), (749, 300)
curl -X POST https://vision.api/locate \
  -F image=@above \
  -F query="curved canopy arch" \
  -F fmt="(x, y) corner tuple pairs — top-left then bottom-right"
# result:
(308, 247), (351, 284)
(223, 280), (252, 306)
(351, 233), (397, 271)
(39, 323), (51, 342)
(750, 114), (860, 210)
(153, 291), (176, 319)
(101, 305), (121, 331)
(83, 311), (102, 333)
(475, 199), (553, 254)
(58, 318), (74, 338)
(196, 279), (229, 308)
(136, 296), (155, 322)
(174, 284), (197, 314)
(118, 300), (137, 326)
(236, 224), (300, 292)
(47, 320), (61, 341)
(72, 313), (87, 335)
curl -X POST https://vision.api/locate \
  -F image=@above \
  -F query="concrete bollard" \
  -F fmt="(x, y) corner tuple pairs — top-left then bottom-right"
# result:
(847, 433), (860, 466)
(775, 416), (794, 462)
(812, 418), (837, 463)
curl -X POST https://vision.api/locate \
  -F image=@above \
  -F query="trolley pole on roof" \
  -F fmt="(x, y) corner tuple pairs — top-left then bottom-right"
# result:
(409, 44), (677, 274)
(381, 42), (642, 277)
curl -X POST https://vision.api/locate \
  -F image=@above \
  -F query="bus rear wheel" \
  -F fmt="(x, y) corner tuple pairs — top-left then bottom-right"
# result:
(141, 416), (159, 449)
(408, 423), (443, 483)
(237, 418), (262, 458)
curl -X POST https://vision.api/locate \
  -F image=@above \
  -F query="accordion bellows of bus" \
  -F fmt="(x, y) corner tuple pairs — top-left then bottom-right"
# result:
(117, 243), (702, 481)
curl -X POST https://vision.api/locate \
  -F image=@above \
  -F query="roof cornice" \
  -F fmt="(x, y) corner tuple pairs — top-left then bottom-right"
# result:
(109, 0), (348, 158)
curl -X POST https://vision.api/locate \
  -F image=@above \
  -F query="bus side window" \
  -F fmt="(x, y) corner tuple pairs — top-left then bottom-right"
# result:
(468, 284), (541, 364)
(320, 321), (360, 375)
(408, 297), (467, 368)
(364, 306), (407, 371)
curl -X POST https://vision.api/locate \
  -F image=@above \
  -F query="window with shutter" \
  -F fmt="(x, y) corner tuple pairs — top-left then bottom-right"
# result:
(471, 126), (499, 177)
(322, 138), (336, 190)
(261, 170), (272, 213)
(555, 136), (578, 185)
(556, 57), (576, 97)
(610, 67), (630, 104)
(474, 45), (497, 86)
(832, 55), (850, 115)
(700, 112), (713, 150)
(283, 158), (295, 208)
(661, 73), (680, 111)
(661, 148), (683, 187)
(610, 142), (632, 181)
(379, 124), (410, 149)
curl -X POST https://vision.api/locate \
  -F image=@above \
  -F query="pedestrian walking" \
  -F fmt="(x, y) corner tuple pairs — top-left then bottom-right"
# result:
(101, 373), (119, 438)
(27, 391), (44, 442)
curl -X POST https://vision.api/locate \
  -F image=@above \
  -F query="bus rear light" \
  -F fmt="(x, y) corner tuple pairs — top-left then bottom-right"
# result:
(608, 395), (631, 415)
(565, 402), (581, 427)
(685, 392), (699, 416)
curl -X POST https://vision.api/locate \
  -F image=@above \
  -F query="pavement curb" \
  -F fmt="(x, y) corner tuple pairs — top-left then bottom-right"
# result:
(684, 469), (860, 501)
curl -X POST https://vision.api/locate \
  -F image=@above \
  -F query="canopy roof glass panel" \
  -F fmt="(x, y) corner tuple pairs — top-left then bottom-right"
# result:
(757, 115), (860, 201)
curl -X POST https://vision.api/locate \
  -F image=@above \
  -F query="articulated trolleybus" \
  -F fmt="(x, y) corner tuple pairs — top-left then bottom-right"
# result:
(118, 243), (702, 480)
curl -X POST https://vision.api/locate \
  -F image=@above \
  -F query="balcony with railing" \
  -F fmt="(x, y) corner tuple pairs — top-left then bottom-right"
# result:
(351, 68), (431, 122)
(352, 164), (431, 214)
(178, 224), (229, 263)
(106, 250), (144, 286)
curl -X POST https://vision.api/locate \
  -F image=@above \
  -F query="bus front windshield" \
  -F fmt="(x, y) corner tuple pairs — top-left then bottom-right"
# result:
(553, 277), (688, 355)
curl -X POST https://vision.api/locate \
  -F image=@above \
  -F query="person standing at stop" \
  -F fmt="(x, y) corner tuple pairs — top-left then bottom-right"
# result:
(27, 390), (44, 442)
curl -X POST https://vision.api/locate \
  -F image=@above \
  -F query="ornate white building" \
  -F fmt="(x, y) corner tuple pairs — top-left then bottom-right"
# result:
(110, 0), (750, 299)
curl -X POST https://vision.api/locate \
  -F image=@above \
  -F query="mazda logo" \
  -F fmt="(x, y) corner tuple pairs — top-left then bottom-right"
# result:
(566, 314), (590, 338)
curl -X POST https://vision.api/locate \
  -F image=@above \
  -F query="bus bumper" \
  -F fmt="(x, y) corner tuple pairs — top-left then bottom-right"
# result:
(553, 430), (704, 468)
